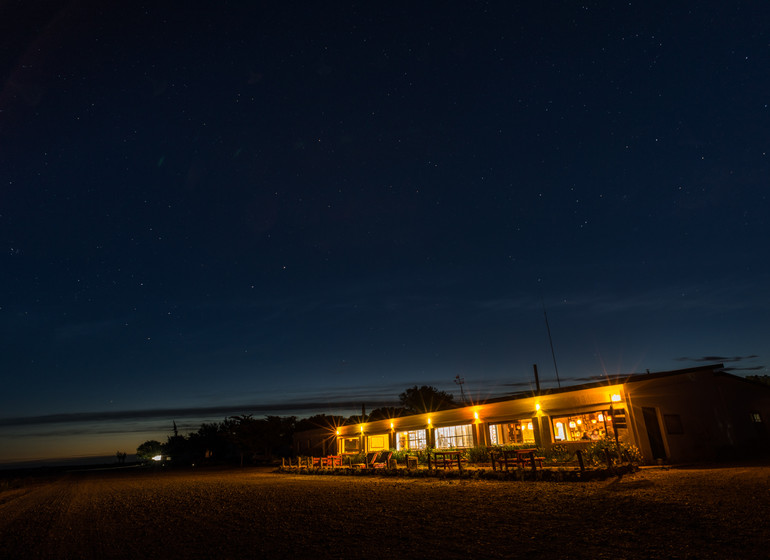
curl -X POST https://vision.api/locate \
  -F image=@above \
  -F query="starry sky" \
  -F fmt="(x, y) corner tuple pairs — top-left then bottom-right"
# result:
(2, 1), (769, 465)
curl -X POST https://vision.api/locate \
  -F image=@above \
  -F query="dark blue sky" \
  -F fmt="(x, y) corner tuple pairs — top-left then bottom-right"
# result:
(2, 1), (768, 463)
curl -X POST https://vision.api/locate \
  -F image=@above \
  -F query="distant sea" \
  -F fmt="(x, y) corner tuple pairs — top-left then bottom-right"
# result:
(0, 454), (138, 471)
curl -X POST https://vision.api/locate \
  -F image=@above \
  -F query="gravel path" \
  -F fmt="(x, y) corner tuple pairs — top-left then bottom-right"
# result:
(1, 464), (768, 559)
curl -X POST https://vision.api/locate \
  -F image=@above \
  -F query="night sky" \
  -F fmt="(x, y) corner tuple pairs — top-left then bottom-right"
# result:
(2, 2), (768, 464)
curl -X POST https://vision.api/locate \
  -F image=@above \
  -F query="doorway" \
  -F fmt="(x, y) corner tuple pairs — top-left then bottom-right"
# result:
(642, 407), (667, 460)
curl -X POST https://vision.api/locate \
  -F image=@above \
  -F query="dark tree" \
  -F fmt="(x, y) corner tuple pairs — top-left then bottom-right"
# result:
(188, 422), (228, 463)
(398, 385), (455, 413)
(223, 414), (263, 466)
(259, 415), (296, 458)
(136, 440), (163, 461)
(295, 414), (347, 432)
(367, 406), (407, 421)
(163, 432), (191, 464)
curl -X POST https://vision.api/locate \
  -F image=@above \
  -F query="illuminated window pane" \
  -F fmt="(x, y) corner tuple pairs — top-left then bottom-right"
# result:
(339, 437), (361, 454)
(435, 424), (473, 449)
(551, 411), (611, 441)
(489, 420), (535, 445)
(489, 424), (500, 445)
(367, 434), (389, 450)
(398, 430), (427, 450)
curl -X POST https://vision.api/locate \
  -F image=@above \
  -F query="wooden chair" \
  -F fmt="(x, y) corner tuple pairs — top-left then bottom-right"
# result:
(373, 451), (392, 469)
(353, 451), (379, 469)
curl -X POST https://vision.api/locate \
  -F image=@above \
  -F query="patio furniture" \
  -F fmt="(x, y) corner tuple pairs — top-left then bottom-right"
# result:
(373, 451), (392, 468)
(491, 448), (544, 471)
(353, 451), (380, 469)
(430, 450), (465, 470)
(325, 455), (343, 468)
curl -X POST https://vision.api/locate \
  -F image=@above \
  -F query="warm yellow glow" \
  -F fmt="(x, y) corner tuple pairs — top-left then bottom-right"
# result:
(474, 411), (479, 419)
(598, 413), (604, 421)
(360, 425), (364, 432)
(535, 403), (541, 411)
(611, 393), (621, 402)
(427, 418), (432, 425)
(576, 419), (582, 425)
(569, 421), (577, 429)
(390, 422), (394, 430)
(527, 422), (533, 430)
(555, 422), (565, 440)
(335, 429), (340, 435)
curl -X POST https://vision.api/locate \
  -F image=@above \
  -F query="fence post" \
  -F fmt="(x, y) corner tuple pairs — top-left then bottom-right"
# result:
(576, 450), (585, 473)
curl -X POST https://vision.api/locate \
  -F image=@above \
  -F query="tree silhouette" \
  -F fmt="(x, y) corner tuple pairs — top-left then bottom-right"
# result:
(367, 406), (406, 421)
(398, 385), (455, 413)
(136, 440), (163, 461)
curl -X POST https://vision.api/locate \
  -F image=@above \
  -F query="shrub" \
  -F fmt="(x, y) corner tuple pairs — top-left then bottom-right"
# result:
(544, 444), (572, 462)
(466, 446), (491, 464)
(390, 449), (410, 464)
(580, 438), (643, 465)
(347, 451), (366, 466)
(416, 446), (434, 464)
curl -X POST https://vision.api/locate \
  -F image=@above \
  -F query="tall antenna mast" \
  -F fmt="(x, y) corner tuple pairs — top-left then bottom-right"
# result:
(541, 298), (562, 388)
(454, 375), (466, 404)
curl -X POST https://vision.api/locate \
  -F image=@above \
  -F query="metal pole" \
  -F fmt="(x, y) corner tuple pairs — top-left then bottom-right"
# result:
(543, 307), (561, 388)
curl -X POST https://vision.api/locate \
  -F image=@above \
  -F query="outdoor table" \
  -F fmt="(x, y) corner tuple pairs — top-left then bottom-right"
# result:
(430, 450), (464, 470)
(491, 448), (542, 471)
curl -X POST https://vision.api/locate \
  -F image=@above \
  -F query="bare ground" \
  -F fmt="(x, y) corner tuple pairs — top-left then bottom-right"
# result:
(0, 464), (768, 559)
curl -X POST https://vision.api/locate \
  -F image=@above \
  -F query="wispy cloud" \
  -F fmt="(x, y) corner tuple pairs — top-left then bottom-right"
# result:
(0, 398), (395, 428)
(674, 355), (759, 363)
(674, 355), (765, 373)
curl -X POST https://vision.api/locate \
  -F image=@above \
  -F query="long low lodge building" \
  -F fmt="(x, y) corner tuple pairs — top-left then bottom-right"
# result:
(294, 364), (770, 464)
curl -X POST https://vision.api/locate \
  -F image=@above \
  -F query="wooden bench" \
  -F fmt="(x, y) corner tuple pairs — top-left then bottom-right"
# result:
(491, 448), (545, 470)
(430, 450), (466, 470)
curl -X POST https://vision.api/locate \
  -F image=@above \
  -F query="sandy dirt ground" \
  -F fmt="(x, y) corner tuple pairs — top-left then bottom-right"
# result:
(1, 464), (768, 559)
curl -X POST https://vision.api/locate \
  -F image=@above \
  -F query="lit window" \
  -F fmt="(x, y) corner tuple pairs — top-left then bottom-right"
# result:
(398, 429), (427, 450)
(339, 437), (361, 454)
(552, 411), (611, 441)
(367, 434), (389, 450)
(435, 424), (474, 449)
(489, 424), (500, 445)
(554, 422), (565, 441)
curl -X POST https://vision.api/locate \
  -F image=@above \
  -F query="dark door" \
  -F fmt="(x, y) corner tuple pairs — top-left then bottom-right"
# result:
(642, 407), (667, 460)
